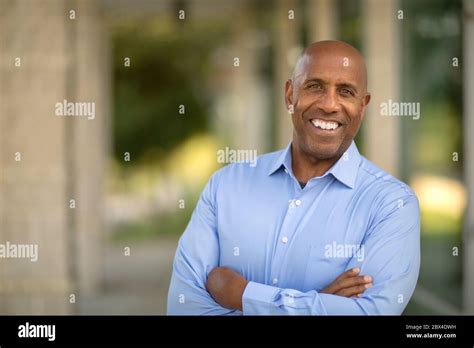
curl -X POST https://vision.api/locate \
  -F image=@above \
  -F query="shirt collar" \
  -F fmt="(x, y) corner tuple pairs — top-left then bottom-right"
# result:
(267, 142), (293, 177)
(268, 141), (361, 189)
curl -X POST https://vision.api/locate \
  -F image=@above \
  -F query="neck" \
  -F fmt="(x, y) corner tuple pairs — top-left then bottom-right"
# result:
(291, 142), (342, 184)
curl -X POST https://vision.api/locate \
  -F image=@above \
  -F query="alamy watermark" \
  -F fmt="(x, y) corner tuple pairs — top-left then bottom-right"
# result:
(217, 147), (257, 167)
(0, 241), (38, 262)
(324, 241), (365, 262)
(55, 99), (95, 120)
(380, 99), (420, 120)
(18, 322), (55, 341)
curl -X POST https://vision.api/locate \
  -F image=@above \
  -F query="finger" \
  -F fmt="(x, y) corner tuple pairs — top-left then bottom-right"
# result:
(330, 275), (372, 293)
(336, 267), (361, 281)
(337, 283), (372, 297)
(321, 274), (360, 294)
(321, 269), (365, 294)
(351, 293), (364, 298)
(327, 268), (361, 291)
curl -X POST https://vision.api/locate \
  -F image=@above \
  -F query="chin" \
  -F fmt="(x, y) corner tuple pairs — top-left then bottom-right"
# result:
(306, 142), (342, 160)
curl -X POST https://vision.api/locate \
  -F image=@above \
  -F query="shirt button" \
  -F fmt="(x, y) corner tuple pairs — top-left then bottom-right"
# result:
(295, 199), (301, 206)
(281, 236), (288, 244)
(272, 277), (279, 285)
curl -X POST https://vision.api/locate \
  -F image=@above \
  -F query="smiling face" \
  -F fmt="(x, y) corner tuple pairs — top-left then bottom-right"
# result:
(286, 41), (371, 161)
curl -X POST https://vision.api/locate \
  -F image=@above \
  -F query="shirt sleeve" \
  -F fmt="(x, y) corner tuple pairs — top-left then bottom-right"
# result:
(242, 192), (421, 315)
(167, 171), (240, 315)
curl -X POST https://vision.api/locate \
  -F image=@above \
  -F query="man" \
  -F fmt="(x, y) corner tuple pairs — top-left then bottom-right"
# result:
(167, 40), (420, 315)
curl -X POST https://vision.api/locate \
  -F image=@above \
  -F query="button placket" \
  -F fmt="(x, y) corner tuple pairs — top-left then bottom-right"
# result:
(271, 194), (305, 286)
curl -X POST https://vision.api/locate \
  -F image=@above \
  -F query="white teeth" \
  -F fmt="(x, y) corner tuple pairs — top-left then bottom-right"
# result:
(311, 119), (339, 130)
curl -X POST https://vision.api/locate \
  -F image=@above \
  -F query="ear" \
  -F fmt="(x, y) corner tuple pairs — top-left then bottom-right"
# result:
(360, 93), (371, 120)
(285, 79), (294, 113)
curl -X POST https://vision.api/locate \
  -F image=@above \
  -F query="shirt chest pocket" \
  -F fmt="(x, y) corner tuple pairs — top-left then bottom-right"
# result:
(302, 245), (352, 292)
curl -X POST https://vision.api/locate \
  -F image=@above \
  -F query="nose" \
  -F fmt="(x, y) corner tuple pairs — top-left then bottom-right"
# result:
(318, 89), (341, 114)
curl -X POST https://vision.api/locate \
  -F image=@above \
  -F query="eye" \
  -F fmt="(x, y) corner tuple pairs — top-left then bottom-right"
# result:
(308, 83), (323, 90)
(340, 88), (354, 96)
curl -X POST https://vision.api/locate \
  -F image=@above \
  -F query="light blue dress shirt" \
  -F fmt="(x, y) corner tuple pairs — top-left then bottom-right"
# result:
(167, 141), (420, 315)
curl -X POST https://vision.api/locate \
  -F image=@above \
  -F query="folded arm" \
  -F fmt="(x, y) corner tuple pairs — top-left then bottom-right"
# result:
(168, 175), (420, 316)
(167, 172), (240, 315)
(241, 193), (421, 315)
(206, 193), (420, 315)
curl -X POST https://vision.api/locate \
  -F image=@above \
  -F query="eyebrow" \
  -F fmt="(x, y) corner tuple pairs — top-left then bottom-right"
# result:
(304, 78), (359, 94)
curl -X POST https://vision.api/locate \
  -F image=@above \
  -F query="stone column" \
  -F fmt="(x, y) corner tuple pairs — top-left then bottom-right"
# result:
(362, 0), (401, 176)
(0, 0), (109, 314)
(232, 1), (269, 153)
(307, 0), (338, 42)
(274, 0), (300, 148)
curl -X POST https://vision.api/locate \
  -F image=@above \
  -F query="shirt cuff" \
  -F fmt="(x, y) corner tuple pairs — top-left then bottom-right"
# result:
(242, 281), (279, 315)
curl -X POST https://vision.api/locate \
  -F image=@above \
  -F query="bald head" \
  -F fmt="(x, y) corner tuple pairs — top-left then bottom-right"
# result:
(292, 40), (368, 94)
(285, 40), (371, 164)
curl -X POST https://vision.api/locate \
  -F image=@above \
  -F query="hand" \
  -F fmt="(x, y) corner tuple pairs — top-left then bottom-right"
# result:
(205, 267), (249, 311)
(320, 267), (372, 298)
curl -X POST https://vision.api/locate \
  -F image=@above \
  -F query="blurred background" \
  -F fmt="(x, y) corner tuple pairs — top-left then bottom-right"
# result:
(0, 0), (473, 315)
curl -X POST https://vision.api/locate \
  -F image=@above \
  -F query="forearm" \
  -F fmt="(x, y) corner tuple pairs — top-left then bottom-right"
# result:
(242, 281), (408, 315)
(167, 268), (241, 315)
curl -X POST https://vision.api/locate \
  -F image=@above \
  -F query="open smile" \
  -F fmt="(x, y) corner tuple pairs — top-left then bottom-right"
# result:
(309, 118), (343, 133)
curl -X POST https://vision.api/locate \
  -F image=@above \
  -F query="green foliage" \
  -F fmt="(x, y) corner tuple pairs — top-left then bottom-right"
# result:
(112, 18), (230, 165)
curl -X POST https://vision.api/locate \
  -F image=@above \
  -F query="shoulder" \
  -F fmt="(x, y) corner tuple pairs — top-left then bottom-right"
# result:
(358, 155), (417, 199)
(212, 148), (285, 182)
(357, 156), (420, 225)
